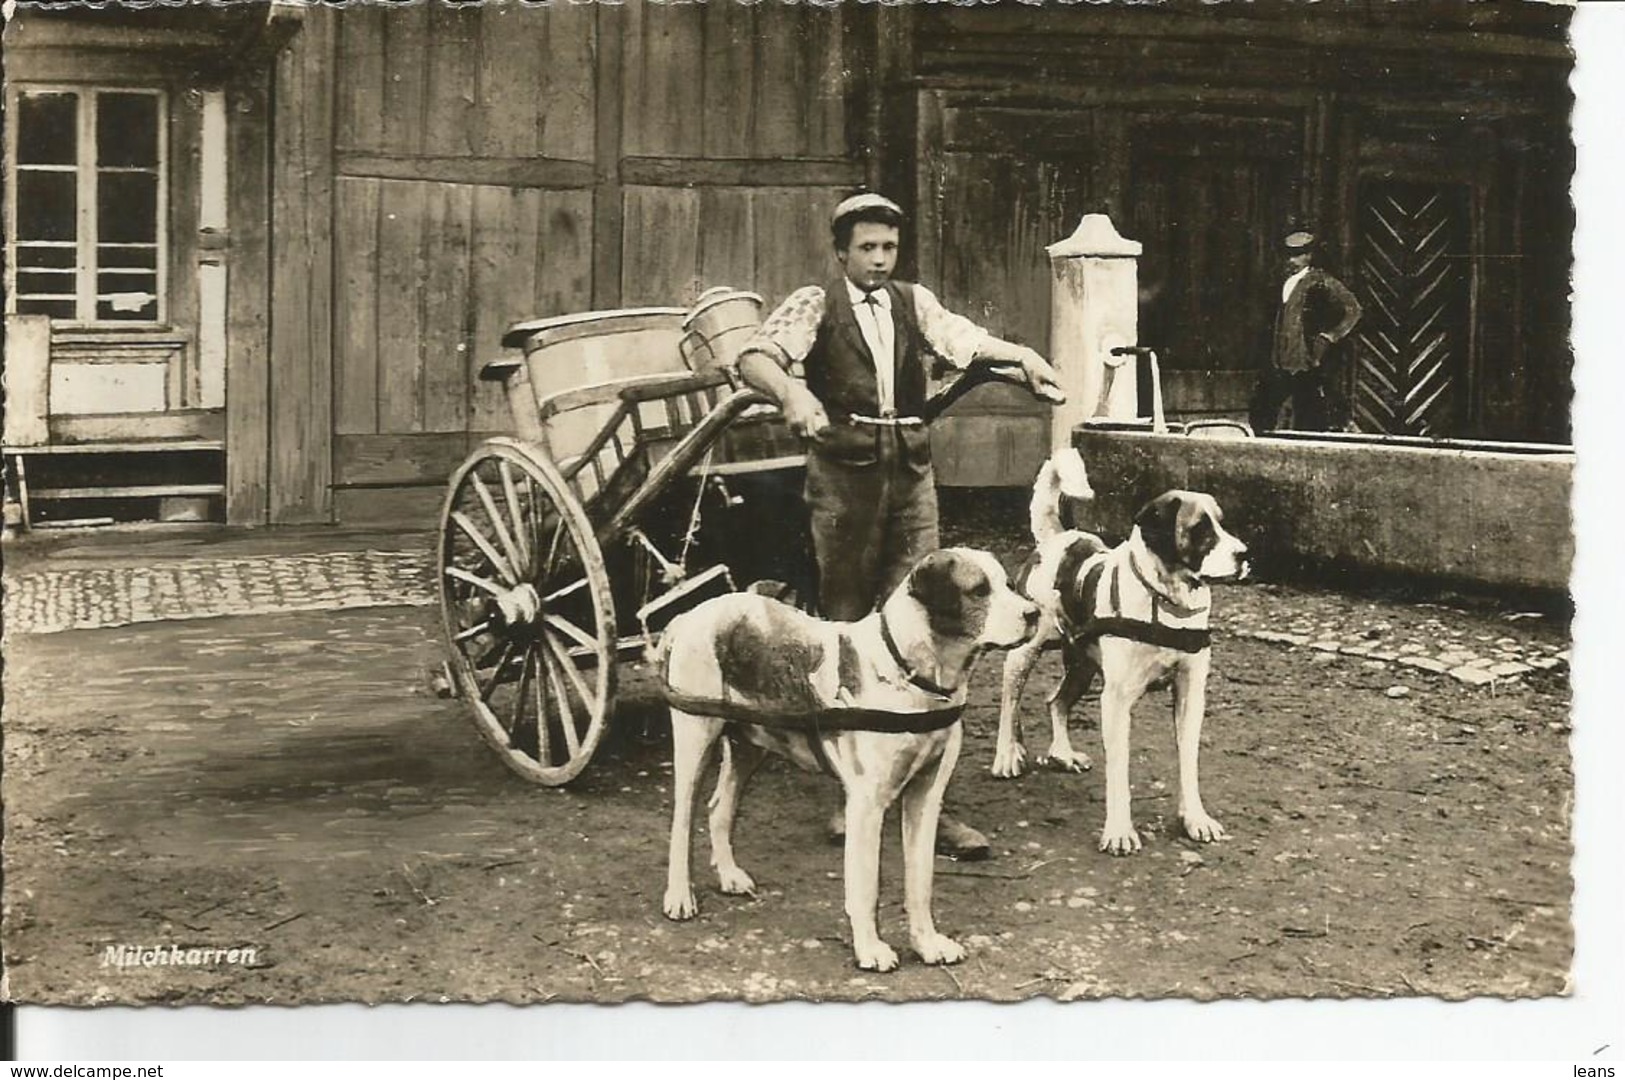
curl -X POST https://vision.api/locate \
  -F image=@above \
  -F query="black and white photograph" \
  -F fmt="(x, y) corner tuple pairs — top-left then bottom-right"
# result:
(0, 0), (1592, 1028)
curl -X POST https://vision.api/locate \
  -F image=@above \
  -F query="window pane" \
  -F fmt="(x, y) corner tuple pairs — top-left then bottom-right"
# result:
(97, 93), (159, 168)
(18, 298), (77, 319)
(16, 246), (77, 269)
(97, 171), (157, 243)
(96, 245), (159, 270)
(17, 270), (76, 295)
(17, 171), (77, 240)
(17, 92), (77, 165)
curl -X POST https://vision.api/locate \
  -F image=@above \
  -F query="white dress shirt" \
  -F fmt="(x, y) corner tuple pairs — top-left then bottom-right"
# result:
(1282, 266), (1311, 304)
(846, 280), (897, 412)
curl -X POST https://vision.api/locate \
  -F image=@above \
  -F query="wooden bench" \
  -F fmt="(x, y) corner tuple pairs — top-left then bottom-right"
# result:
(4, 439), (225, 531)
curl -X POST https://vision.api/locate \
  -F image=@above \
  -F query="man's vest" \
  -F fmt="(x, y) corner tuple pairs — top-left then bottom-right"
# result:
(803, 277), (933, 468)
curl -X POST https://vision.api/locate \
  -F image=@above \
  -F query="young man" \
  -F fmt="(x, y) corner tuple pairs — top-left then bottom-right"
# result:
(736, 192), (1066, 859)
(1249, 229), (1364, 433)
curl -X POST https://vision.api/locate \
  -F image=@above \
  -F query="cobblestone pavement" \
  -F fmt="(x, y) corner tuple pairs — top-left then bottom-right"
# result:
(2, 542), (1569, 692)
(3, 549), (435, 637)
(1219, 581), (1569, 691)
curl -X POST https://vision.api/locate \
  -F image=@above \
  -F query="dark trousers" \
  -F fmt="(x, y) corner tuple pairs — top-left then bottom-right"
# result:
(1250, 363), (1349, 433)
(804, 432), (938, 621)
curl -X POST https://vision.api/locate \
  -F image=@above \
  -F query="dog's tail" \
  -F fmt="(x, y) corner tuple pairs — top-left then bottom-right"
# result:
(1030, 446), (1095, 546)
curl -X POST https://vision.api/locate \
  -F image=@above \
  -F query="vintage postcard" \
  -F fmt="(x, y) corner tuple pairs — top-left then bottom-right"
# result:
(1, 0), (1586, 1026)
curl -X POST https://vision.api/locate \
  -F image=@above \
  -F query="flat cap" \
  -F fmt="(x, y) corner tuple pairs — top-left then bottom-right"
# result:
(831, 192), (904, 228)
(1282, 230), (1317, 251)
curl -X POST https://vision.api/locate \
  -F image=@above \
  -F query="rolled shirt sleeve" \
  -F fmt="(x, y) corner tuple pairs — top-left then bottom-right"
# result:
(737, 286), (827, 371)
(909, 283), (990, 370)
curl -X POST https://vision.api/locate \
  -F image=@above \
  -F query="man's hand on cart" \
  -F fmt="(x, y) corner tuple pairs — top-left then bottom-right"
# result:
(1015, 347), (1067, 405)
(780, 380), (831, 439)
(976, 343), (1067, 405)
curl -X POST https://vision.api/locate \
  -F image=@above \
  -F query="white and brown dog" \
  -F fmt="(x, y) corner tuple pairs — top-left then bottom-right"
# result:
(995, 448), (1249, 855)
(658, 548), (1038, 972)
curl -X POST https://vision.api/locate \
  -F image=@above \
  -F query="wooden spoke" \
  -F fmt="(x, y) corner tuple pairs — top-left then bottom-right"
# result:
(445, 565), (505, 597)
(531, 650), (552, 766)
(477, 642), (519, 702)
(543, 613), (598, 652)
(541, 577), (588, 604)
(439, 438), (615, 786)
(542, 630), (596, 716)
(471, 471), (525, 584)
(542, 643), (583, 758)
(451, 510), (517, 584)
(510, 648), (538, 753)
(499, 460), (531, 574)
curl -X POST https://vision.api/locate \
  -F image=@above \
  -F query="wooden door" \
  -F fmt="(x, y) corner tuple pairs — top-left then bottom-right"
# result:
(1351, 180), (1472, 436)
(1125, 116), (1300, 417)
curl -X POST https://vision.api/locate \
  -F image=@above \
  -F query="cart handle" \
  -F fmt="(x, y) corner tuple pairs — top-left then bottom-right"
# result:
(920, 357), (1038, 423)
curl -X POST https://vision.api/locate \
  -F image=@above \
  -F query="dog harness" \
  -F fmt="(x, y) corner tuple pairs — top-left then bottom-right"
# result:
(1056, 543), (1212, 654)
(659, 613), (964, 778)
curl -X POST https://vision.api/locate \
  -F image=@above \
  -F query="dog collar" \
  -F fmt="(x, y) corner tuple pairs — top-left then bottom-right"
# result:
(1127, 551), (1209, 620)
(879, 615), (958, 699)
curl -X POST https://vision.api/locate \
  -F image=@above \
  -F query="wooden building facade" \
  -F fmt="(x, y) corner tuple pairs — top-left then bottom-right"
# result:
(3, 1), (1572, 527)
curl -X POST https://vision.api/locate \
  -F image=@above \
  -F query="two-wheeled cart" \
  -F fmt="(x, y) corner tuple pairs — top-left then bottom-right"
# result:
(438, 304), (1028, 785)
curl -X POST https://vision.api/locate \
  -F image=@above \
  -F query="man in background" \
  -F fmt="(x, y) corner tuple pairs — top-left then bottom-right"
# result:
(1250, 229), (1363, 433)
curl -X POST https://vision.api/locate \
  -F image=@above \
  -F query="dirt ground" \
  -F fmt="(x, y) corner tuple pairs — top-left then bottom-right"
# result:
(1, 509), (1573, 1006)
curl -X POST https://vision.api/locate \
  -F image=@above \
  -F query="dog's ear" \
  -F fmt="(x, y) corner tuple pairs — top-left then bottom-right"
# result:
(1134, 492), (1183, 568)
(907, 551), (978, 638)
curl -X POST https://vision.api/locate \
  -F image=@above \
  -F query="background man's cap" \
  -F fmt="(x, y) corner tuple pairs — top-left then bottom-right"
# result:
(831, 193), (904, 228)
(1283, 230), (1317, 251)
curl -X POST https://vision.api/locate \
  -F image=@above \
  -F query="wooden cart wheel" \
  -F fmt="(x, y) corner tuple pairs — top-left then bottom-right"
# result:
(438, 437), (617, 785)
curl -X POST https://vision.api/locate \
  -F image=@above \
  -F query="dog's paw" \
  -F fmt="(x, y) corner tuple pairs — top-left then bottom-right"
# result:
(913, 933), (966, 966)
(662, 886), (699, 921)
(1182, 812), (1228, 844)
(990, 741), (1027, 779)
(1038, 746), (1092, 773)
(854, 940), (900, 973)
(1098, 823), (1143, 856)
(716, 865), (757, 896)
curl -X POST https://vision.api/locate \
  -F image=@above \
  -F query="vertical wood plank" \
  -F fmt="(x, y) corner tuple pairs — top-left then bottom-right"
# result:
(422, 183), (474, 434)
(539, 3), (597, 162)
(807, 5), (847, 158)
(334, 177), (381, 435)
(478, 4), (540, 157)
(270, 8), (336, 523)
(754, 4), (808, 157)
(424, 3), (478, 159)
(336, 6), (385, 151)
(379, 1), (428, 156)
(621, 186), (701, 305)
(225, 71), (271, 525)
(625, 1), (704, 156)
(750, 187), (838, 309)
(532, 189), (595, 322)
(593, 2), (624, 308)
(470, 186), (541, 434)
(873, 5), (917, 218)
(702, 0), (755, 157)
(166, 91), (201, 402)
(698, 188), (755, 293)
(376, 180), (428, 434)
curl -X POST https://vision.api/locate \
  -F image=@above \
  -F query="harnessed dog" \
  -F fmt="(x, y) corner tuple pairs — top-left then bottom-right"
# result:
(658, 547), (1037, 972)
(994, 454), (1249, 855)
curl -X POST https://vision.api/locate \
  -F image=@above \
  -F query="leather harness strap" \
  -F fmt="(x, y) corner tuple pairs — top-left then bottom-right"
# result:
(1060, 555), (1213, 655)
(660, 690), (964, 778)
(879, 614), (957, 698)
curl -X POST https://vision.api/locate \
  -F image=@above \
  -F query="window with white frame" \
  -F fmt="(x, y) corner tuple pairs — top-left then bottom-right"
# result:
(6, 86), (167, 324)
